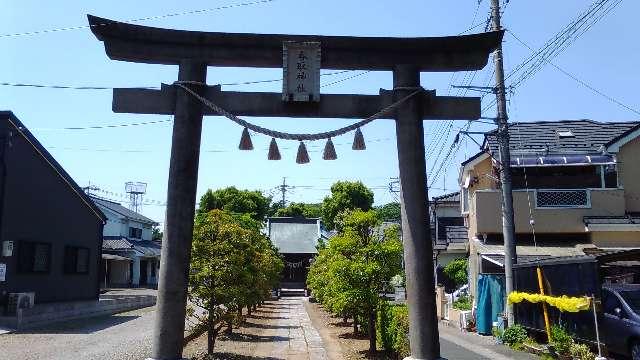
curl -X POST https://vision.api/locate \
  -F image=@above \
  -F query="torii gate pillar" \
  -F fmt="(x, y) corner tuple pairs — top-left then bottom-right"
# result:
(153, 60), (207, 359)
(394, 65), (441, 360)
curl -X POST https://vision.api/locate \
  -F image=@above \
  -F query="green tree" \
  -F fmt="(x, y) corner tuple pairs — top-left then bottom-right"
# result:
(152, 226), (163, 241)
(189, 209), (283, 355)
(197, 187), (271, 221)
(443, 259), (468, 288)
(375, 202), (401, 222)
(274, 202), (322, 218)
(307, 209), (403, 354)
(321, 181), (374, 230)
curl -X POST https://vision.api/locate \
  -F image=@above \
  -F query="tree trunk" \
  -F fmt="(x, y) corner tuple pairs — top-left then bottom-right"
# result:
(247, 306), (252, 316)
(368, 310), (376, 354)
(343, 313), (348, 324)
(353, 314), (358, 335)
(226, 320), (232, 334)
(207, 304), (215, 355)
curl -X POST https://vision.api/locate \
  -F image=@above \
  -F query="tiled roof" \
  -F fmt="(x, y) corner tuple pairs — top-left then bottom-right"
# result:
(91, 196), (158, 225)
(433, 192), (460, 203)
(484, 120), (639, 156)
(103, 237), (134, 250)
(132, 240), (162, 257)
(268, 217), (320, 254)
(102, 236), (161, 257)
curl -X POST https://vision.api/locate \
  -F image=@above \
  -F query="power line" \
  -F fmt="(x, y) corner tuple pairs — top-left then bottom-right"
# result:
(506, 29), (640, 117)
(0, 70), (353, 91)
(0, 0), (278, 39)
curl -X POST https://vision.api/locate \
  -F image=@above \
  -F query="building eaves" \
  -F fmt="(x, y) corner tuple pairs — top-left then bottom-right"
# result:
(1, 111), (107, 223)
(91, 196), (158, 225)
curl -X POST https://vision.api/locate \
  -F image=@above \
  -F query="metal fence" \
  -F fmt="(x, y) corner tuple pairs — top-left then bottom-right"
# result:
(535, 189), (590, 208)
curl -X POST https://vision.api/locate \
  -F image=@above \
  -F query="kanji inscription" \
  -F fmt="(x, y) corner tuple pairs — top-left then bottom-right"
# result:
(283, 41), (320, 102)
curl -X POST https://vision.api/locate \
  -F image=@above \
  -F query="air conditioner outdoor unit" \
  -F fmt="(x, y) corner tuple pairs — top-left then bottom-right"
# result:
(6, 292), (35, 315)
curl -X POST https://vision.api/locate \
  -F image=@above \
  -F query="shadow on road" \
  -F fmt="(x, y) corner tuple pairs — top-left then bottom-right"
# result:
(209, 352), (285, 360)
(16, 315), (140, 335)
(241, 321), (295, 330)
(221, 332), (290, 343)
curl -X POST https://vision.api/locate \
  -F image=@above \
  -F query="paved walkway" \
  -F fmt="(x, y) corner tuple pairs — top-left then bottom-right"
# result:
(254, 297), (328, 360)
(0, 305), (156, 360)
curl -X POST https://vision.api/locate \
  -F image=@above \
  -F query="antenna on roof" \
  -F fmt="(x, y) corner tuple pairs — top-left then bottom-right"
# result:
(125, 181), (147, 212)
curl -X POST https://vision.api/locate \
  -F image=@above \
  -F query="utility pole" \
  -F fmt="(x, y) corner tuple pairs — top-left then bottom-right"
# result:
(491, 0), (517, 326)
(279, 177), (288, 207)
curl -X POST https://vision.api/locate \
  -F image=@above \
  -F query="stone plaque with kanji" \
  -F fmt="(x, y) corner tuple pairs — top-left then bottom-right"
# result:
(283, 41), (320, 102)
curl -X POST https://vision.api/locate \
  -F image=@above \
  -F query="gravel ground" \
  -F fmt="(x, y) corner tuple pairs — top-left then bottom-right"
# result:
(0, 306), (156, 360)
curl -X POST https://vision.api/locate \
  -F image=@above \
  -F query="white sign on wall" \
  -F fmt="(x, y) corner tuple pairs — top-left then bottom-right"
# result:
(2, 241), (13, 257)
(282, 41), (321, 102)
(0, 263), (6, 282)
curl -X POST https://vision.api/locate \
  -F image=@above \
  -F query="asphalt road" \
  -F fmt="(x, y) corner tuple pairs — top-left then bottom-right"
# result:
(0, 306), (156, 360)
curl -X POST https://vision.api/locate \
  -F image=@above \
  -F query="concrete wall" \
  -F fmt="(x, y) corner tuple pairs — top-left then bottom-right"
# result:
(591, 231), (640, 248)
(0, 117), (104, 303)
(471, 189), (626, 235)
(617, 136), (640, 212)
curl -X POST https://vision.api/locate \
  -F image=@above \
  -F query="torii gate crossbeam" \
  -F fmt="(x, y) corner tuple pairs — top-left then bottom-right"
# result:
(89, 15), (501, 360)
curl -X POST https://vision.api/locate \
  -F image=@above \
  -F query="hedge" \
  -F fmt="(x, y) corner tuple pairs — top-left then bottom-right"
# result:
(377, 302), (410, 358)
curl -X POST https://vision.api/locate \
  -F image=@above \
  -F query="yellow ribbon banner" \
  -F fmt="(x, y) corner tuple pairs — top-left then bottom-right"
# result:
(508, 291), (591, 313)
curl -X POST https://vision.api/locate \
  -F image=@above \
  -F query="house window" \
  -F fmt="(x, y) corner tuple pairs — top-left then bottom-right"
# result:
(64, 246), (90, 274)
(129, 227), (142, 239)
(18, 241), (51, 273)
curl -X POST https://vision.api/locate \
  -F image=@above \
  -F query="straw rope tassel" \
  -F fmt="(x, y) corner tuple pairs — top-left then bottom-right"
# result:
(268, 138), (281, 160)
(323, 138), (337, 160)
(296, 141), (310, 164)
(239, 127), (253, 150)
(352, 128), (366, 150)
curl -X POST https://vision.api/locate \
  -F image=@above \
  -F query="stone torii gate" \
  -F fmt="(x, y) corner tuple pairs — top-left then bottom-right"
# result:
(88, 15), (500, 360)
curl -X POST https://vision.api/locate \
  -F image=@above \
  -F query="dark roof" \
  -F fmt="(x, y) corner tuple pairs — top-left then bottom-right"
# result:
(433, 192), (460, 203)
(133, 240), (162, 257)
(268, 217), (320, 254)
(513, 249), (640, 268)
(484, 120), (639, 156)
(91, 196), (158, 225)
(483, 253), (552, 266)
(584, 216), (640, 225)
(0, 111), (106, 222)
(102, 236), (161, 257)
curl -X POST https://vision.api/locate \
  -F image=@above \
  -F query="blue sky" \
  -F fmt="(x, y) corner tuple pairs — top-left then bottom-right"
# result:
(2, 0), (639, 225)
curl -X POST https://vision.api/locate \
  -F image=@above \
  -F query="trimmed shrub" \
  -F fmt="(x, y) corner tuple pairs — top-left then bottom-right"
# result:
(501, 324), (528, 348)
(550, 325), (574, 356)
(376, 303), (410, 358)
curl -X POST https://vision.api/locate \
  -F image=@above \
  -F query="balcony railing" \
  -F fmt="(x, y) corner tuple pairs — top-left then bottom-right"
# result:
(535, 189), (591, 209)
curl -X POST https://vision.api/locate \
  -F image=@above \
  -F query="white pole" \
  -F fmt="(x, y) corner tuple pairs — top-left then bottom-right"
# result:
(592, 294), (606, 360)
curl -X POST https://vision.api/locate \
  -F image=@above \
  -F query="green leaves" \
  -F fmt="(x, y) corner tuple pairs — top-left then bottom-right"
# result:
(321, 181), (374, 230)
(307, 209), (403, 321)
(197, 187), (272, 222)
(189, 209), (283, 351)
(443, 259), (469, 288)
